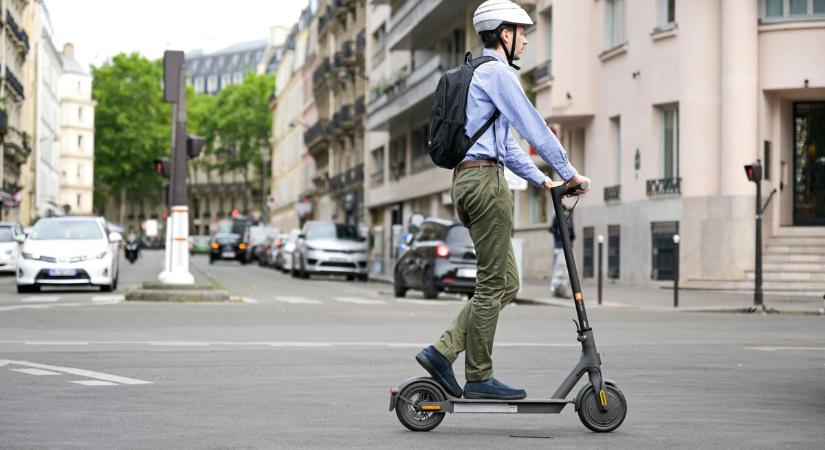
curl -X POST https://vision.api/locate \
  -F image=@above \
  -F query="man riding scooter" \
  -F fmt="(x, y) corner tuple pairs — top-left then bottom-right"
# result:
(124, 227), (140, 264)
(415, 0), (592, 401)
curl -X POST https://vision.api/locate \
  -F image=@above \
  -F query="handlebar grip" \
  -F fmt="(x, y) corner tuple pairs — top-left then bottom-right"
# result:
(565, 181), (590, 197)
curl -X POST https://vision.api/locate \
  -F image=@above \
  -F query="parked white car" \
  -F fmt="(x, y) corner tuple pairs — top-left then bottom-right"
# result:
(16, 216), (121, 293)
(0, 221), (24, 273)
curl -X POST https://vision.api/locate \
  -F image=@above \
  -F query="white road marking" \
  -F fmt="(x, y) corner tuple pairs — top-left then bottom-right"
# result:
(0, 340), (574, 349)
(747, 346), (825, 352)
(4, 360), (152, 385)
(332, 297), (386, 305)
(10, 368), (62, 376)
(0, 302), (119, 312)
(241, 297), (259, 304)
(69, 380), (118, 386)
(274, 296), (322, 304)
(21, 296), (60, 303)
(396, 299), (455, 306)
(91, 295), (124, 304)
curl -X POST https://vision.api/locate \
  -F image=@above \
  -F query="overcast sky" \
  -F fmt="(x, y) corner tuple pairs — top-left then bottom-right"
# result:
(45, 0), (309, 68)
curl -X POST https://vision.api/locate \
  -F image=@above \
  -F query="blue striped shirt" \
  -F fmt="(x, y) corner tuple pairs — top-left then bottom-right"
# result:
(463, 49), (577, 184)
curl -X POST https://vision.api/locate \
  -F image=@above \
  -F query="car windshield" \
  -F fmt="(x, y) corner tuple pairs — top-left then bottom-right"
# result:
(30, 221), (103, 240)
(446, 226), (473, 246)
(306, 223), (360, 241)
(194, 236), (210, 244)
(214, 233), (240, 241)
(0, 227), (14, 242)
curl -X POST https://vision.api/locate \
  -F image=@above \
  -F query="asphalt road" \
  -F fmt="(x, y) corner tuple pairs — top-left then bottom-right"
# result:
(1, 250), (823, 449)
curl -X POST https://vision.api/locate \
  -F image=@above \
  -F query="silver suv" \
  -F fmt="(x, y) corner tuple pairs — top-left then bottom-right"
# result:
(292, 221), (368, 281)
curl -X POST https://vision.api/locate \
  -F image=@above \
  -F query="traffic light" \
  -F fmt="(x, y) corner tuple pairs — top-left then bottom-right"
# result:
(154, 158), (171, 178)
(744, 160), (762, 183)
(187, 135), (205, 158)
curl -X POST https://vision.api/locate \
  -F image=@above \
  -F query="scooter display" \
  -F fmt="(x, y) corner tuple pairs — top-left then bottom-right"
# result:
(125, 241), (139, 264)
(389, 182), (627, 433)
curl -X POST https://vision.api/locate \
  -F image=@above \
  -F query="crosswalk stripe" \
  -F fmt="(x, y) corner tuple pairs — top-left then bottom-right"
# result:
(91, 295), (124, 303)
(21, 296), (60, 303)
(10, 368), (62, 376)
(332, 297), (386, 305)
(396, 299), (456, 306)
(69, 380), (118, 386)
(274, 296), (323, 304)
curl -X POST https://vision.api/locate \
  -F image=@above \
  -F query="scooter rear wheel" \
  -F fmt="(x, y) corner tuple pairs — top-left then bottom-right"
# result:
(395, 381), (445, 432)
(576, 384), (627, 433)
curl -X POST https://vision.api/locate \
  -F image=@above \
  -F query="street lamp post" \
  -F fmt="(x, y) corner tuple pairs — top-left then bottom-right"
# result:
(597, 234), (604, 305)
(673, 234), (680, 308)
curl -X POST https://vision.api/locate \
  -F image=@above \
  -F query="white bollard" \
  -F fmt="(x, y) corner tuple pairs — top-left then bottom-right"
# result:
(158, 206), (194, 284)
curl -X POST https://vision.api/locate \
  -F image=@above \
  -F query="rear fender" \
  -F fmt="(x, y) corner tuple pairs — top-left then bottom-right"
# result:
(389, 376), (447, 411)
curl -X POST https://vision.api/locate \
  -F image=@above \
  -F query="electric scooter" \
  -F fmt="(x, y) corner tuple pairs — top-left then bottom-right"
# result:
(389, 182), (627, 433)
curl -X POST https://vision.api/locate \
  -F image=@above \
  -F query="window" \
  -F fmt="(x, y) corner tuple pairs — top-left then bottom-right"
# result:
(77, 165), (82, 180)
(607, 225), (620, 279)
(220, 73), (231, 89)
(389, 136), (406, 181)
(76, 194), (82, 208)
(207, 75), (218, 93)
(582, 227), (594, 278)
(761, 0), (825, 20)
(370, 146), (385, 185)
(77, 135), (83, 151)
(658, 0), (676, 27)
(194, 77), (205, 94)
(610, 116), (621, 184)
(78, 107), (83, 121)
(233, 72), (243, 85)
(410, 125), (431, 173)
(659, 103), (679, 179)
(651, 221), (679, 280)
(77, 81), (82, 93)
(604, 0), (626, 50)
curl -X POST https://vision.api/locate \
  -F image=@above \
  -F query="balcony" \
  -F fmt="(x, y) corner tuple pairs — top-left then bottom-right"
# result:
(4, 67), (24, 100)
(603, 185), (620, 202)
(356, 30), (366, 52)
(332, 104), (353, 131)
(303, 119), (330, 148)
(532, 60), (552, 85)
(386, 0), (463, 51)
(646, 177), (681, 196)
(312, 58), (331, 88)
(4, 11), (29, 57)
(367, 54), (446, 129)
(341, 40), (356, 65)
(354, 96), (365, 118)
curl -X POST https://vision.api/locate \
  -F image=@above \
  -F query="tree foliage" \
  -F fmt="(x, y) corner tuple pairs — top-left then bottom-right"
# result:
(92, 53), (171, 214)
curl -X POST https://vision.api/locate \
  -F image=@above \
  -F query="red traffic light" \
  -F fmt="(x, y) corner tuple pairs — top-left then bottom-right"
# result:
(744, 161), (762, 183)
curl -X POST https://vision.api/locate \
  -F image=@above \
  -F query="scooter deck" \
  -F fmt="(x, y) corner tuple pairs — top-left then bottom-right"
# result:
(424, 398), (572, 414)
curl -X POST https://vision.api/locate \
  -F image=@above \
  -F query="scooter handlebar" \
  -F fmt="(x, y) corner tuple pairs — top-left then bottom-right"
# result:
(551, 181), (590, 198)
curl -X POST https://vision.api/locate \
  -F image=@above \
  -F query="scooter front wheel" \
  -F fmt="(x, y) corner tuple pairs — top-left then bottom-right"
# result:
(576, 384), (627, 433)
(395, 381), (445, 432)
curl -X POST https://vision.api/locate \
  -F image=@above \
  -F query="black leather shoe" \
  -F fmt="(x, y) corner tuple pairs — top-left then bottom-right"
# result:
(463, 377), (527, 400)
(415, 346), (462, 398)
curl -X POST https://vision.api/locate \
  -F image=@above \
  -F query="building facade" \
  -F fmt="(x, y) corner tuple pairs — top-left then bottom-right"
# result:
(301, 0), (368, 227)
(359, 0), (825, 293)
(1, 0), (32, 222)
(58, 43), (94, 215)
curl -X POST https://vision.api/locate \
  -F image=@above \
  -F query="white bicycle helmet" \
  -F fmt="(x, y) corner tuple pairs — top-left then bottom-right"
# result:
(472, 0), (533, 70)
(472, 0), (533, 33)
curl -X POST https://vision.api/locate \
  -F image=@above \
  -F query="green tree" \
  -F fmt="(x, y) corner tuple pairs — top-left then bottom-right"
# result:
(92, 53), (171, 224)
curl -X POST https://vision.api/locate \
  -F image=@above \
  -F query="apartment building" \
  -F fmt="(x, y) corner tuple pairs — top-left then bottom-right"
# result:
(301, 0), (368, 226)
(363, 0), (825, 293)
(58, 43), (95, 215)
(0, 0), (32, 221)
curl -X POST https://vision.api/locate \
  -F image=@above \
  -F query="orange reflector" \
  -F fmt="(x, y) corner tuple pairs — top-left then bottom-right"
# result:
(211, 243), (219, 249)
(239, 243), (247, 250)
(599, 390), (608, 406)
(420, 405), (441, 411)
(575, 292), (583, 301)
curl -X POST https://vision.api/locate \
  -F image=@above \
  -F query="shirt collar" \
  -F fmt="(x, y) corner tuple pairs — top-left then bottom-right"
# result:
(482, 48), (507, 64)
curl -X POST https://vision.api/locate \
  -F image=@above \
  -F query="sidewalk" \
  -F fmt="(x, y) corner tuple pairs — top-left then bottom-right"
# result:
(371, 272), (825, 314)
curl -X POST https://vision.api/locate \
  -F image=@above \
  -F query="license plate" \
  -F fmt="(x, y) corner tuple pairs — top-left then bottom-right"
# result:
(221, 251), (236, 258)
(457, 268), (477, 278)
(48, 268), (77, 277)
(329, 256), (348, 263)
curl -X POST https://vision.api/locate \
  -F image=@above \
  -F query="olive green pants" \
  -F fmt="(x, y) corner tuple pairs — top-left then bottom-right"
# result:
(433, 166), (520, 381)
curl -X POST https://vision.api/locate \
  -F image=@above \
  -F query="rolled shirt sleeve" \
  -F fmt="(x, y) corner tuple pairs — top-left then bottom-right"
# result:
(505, 133), (546, 186)
(480, 67), (577, 181)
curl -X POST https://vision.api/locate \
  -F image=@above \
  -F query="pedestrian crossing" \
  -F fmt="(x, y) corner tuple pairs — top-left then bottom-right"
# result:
(259, 294), (467, 307)
(0, 294), (125, 312)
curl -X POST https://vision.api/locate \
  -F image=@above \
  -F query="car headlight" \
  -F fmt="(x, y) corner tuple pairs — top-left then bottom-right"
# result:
(22, 252), (38, 260)
(304, 244), (317, 251)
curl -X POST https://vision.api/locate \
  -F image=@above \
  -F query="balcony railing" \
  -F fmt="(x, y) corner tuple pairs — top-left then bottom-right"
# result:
(604, 185), (621, 202)
(354, 96), (365, 117)
(532, 60), (552, 84)
(5, 11), (29, 56)
(332, 104), (353, 130)
(341, 40), (355, 64)
(303, 119), (329, 146)
(313, 58), (330, 87)
(646, 177), (681, 196)
(356, 30), (366, 52)
(4, 67), (24, 99)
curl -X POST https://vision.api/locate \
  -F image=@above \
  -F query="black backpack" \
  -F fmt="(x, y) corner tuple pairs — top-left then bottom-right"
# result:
(427, 52), (500, 169)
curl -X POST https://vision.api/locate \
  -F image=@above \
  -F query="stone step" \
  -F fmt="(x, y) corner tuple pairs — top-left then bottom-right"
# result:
(764, 253), (825, 263)
(686, 279), (825, 291)
(765, 245), (825, 254)
(763, 262), (825, 272)
(767, 237), (825, 247)
(774, 226), (825, 237)
(744, 271), (825, 282)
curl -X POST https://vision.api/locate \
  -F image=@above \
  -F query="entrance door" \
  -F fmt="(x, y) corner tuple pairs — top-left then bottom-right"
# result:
(793, 102), (825, 225)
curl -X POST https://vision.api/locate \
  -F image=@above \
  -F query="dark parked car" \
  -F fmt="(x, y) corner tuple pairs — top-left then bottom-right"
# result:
(208, 232), (247, 264)
(394, 218), (477, 299)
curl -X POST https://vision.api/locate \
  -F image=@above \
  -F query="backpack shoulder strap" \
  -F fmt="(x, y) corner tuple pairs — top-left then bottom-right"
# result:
(470, 55), (497, 69)
(466, 56), (500, 144)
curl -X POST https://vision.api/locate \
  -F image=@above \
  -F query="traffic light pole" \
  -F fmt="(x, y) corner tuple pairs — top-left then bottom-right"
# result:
(158, 50), (194, 285)
(754, 170), (763, 309)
